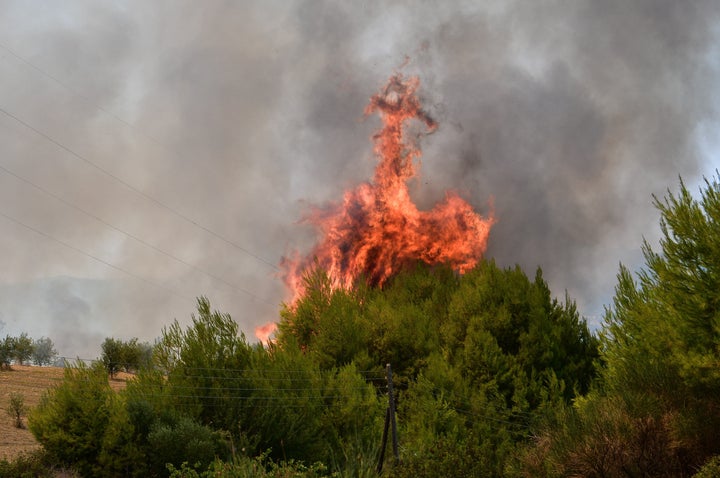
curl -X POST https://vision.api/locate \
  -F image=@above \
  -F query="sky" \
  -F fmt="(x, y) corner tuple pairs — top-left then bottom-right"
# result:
(0, 0), (718, 359)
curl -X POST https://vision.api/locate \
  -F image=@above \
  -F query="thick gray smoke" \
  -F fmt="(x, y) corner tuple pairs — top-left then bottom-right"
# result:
(0, 1), (717, 357)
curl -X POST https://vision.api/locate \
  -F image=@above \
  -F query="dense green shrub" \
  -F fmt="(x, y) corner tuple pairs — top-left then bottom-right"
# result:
(280, 261), (599, 476)
(518, 175), (720, 476)
(0, 449), (77, 478)
(147, 415), (227, 475)
(28, 362), (148, 477)
(7, 392), (27, 429)
(29, 362), (115, 476)
(23, 257), (603, 476)
(694, 456), (720, 478)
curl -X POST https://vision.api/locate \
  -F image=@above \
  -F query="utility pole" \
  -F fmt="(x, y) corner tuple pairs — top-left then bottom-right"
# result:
(377, 407), (390, 474)
(387, 363), (399, 465)
(377, 363), (400, 473)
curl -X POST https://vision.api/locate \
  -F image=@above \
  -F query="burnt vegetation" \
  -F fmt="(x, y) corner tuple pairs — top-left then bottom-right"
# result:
(1, 175), (719, 477)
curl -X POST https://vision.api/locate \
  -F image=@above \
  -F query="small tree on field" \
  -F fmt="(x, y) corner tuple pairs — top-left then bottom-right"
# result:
(0, 335), (14, 369)
(13, 333), (33, 366)
(101, 338), (123, 378)
(32, 337), (58, 366)
(101, 337), (152, 374)
(7, 392), (27, 428)
(120, 338), (141, 373)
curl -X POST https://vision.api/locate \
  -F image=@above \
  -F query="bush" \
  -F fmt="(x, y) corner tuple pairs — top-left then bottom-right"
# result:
(12, 333), (34, 366)
(694, 456), (720, 478)
(101, 337), (124, 378)
(515, 393), (700, 477)
(166, 454), (331, 478)
(0, 449), (78, 478)
(0, 335), (16, 369)
(147, 415), (227, 475)
(7, 392), (27, 428)
(28, 362), (116, 476)
(32, 337), (58, 366)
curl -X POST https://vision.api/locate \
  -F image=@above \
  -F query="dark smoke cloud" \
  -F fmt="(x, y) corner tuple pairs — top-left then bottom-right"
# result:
(416, 0), (719, 317)
(0, 0), (717, 357)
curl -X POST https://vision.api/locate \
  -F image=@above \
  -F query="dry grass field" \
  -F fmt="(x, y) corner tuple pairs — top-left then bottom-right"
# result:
(0, 364), (130, 461)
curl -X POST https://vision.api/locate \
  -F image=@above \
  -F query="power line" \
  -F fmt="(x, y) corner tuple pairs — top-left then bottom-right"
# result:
(0, 103), (279, 272)
(0, 41), (279, 272)
(0, 383), (383, 410)
(0, 162), (278, 308)
(0, 208), (195, 303)
(5, 365), (387, 396)
(140, 384), (384, 392)
(2, 378), (385, 393)
(52, 358), (387, 379)
(0, 45), (279, 272)
(0, 42), (143, 136)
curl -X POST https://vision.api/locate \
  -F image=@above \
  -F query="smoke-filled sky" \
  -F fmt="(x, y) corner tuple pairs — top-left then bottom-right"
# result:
(1, 1), (718, 359)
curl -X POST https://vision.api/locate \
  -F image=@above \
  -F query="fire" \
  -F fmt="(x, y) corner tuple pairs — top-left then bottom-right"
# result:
(255, 322), (277, 346)
(282, 72), (495, 305)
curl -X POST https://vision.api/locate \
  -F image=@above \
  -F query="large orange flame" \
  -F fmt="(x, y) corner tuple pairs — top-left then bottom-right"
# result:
(281, 72), (495, 306)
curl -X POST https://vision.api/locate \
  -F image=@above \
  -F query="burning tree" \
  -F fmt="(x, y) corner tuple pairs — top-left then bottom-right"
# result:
(281, 73), (495, 305)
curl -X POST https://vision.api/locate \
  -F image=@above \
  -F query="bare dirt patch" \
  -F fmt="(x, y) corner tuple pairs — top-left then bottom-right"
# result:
(0, 364), (129, 461)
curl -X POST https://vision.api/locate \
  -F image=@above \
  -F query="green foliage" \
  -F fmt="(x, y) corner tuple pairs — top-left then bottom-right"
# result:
(97, 392), (149, 477)
(119, 338), (153, 373)
(7, 392), (27, 429)
(694, 456), (720, 478)
(166, 453), (331, 478)
(239, 344), (330, 462)
(32, 337), (57, 366)
(120, 338), (141, 373)
(147, 415), (227, 475)
(0, 449), (77, 478)
(101, 337), (124, 378)
(232, 342), (383, 467)
(137, 340), (154, 369)
(279, 268), (373, 371)
(521, 174), (720, 476)
(280, 260), (599, 476)
(101, 336), (151, 377)
(12, 333), (33, 366)
(520, 395), (685, 477)
(0, 335), (13, 369)
(28, 361), (121, 476)
(1, 333), (53, 369)
(149, 297), (384, 469)
(600, 176), (720, 470)
(23, 256), (601, 476)
(154, 297), (253, 432)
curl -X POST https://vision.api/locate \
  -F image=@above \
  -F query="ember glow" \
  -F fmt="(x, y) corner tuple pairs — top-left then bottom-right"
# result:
(282, 72), (495, 305)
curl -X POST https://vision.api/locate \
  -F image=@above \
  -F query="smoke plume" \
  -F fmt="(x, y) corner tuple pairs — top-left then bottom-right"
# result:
(0, 0), (717, 356)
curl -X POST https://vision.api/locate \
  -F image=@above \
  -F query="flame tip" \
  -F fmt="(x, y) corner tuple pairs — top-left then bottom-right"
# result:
(281, 71), (494, 302)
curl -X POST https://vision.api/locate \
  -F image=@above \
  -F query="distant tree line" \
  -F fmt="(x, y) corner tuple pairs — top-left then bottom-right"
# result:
(100, 337), (154, 378)
(0, 331), (155, 375)
(0, 333), (57, 369)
